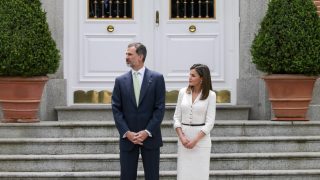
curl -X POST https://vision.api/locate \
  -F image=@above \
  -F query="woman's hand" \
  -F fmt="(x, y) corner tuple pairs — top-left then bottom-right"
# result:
(176, 127), (190, 147)
(179, 134), (190, 147)
(185, 131), (206, 149)
(185, 139), (198, 149)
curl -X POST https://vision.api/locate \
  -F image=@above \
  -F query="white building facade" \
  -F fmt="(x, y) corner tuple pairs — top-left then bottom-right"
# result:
(16, 0), (320, 121)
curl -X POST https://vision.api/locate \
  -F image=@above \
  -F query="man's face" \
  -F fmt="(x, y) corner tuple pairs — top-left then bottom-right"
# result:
(126, 46), (143, 70)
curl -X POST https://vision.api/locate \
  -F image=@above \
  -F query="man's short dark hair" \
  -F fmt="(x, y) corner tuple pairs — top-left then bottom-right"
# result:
(128, 42), (147, 62)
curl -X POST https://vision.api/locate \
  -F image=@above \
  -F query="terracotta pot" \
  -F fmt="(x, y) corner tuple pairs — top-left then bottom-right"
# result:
(0, 76), (48, 123)
(263, 74), (317, 121)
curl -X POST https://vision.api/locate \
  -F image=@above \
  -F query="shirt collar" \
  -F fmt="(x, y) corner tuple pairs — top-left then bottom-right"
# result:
(132, 66), (145, 77)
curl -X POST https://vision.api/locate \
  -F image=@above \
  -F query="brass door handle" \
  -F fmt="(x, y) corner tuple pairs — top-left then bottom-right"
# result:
(155, 11), (159, 26)
(189, 25), (196, 32)
(107, 25), (114, 32)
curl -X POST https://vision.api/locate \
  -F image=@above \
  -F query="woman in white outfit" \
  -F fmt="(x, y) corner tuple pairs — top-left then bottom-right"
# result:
(173, 64), (216, 180)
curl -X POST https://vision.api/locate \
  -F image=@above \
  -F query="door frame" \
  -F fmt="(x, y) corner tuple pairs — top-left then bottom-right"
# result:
(64, 0), (240, 105)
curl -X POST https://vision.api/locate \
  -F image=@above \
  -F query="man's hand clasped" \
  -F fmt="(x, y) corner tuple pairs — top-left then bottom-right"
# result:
(127, 130), (149, 145)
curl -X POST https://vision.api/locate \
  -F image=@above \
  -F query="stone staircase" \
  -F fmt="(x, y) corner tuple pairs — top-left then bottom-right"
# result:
(0, 106), (320, 179)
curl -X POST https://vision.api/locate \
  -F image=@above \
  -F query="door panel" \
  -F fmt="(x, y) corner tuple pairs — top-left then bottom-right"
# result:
(157, 0), (227, 90)
(78, 0), (142, 84)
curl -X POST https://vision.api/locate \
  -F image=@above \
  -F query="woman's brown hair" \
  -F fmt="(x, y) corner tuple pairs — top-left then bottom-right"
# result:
(186, 64), (213, 100)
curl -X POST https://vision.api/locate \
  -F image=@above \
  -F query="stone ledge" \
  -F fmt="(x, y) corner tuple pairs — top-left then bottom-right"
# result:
(0, 170), (320, 178)
(55, 105), (251, 121)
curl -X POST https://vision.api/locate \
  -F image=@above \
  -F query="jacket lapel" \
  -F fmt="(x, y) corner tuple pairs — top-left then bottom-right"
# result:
(138, 68), (152, 106)
(125, 71), (137, 106)
(193, 91), (202, 104)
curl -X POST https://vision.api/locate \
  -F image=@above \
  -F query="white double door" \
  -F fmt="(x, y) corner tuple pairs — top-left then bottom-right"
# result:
(64, 0), (239, 105)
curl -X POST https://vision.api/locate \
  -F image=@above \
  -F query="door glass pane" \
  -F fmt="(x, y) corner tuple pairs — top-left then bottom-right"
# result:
(88, 0), (133, 19)
(171, 0), (215, 19)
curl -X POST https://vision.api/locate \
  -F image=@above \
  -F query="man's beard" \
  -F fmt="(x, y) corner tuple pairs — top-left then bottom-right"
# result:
(126, 61), (135, 68)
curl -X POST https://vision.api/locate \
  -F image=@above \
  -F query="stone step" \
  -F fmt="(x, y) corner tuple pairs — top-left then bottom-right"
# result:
(55, 104), (251, 121)
(211, 120), (320, 137)
(0, 121), (113, 138)
(0, 136), (320, 154)
(0, 152), (319, 172)
(0, 170), (320, 180)
(1, 120), (320, 138)
(211, 136), (320, 153)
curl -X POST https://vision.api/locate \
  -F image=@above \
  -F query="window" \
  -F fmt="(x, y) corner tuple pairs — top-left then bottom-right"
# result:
(171, 0), (215, 19)
(88, 0), (133, 19)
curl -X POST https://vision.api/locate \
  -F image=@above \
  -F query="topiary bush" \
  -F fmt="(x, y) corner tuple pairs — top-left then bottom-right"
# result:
(0, 0), (60, 76)
(251, 0), (320, 76)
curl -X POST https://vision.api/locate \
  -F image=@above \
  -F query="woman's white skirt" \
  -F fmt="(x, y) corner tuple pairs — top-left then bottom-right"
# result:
(177, 125), (212, 180)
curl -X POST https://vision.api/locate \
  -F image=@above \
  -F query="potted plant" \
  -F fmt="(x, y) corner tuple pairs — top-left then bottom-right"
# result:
(251, 0), (320, 120)
(0, 0), (60, 123)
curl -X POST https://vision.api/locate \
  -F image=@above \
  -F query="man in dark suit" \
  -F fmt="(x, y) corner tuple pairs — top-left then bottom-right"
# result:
(111, 42), (166, 180)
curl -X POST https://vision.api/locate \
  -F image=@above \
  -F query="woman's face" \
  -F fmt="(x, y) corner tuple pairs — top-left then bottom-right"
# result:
(189, 69), (202, 88)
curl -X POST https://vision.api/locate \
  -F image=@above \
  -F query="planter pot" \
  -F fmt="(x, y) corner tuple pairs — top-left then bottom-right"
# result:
(263, 74), (317, 121)
(0, 76), (48, 123)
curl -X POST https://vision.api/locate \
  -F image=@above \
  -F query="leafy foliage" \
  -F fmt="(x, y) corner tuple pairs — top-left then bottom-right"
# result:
(0, 0), (60, 76)
(251, 0), (320, 75)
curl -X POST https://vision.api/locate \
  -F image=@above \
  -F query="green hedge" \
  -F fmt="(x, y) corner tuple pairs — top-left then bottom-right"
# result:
(0, 0), (60, 76)
(251, 0), (320, 75)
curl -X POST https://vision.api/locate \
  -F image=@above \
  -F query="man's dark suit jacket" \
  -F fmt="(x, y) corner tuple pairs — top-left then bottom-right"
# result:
(111, 68), (166, 150)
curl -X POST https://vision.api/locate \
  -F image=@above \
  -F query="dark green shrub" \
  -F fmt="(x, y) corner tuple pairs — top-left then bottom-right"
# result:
(0, 0), (60, 76)
(251, 0), (320, 75)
